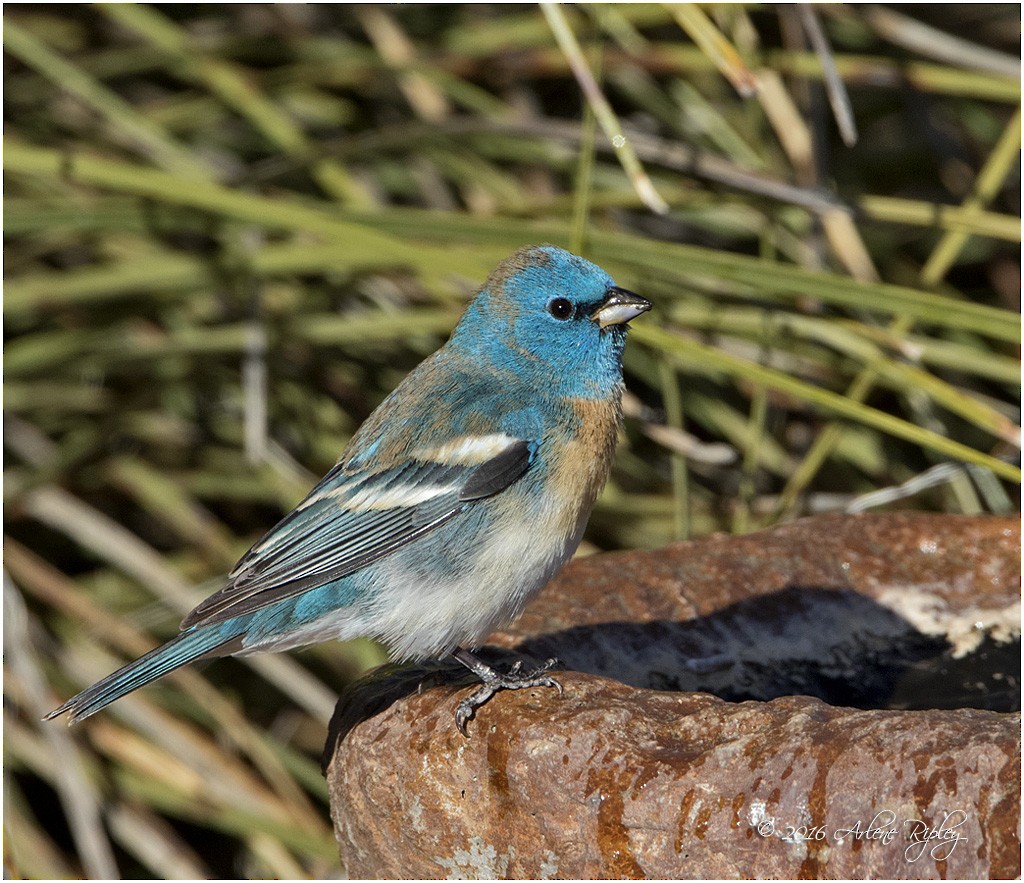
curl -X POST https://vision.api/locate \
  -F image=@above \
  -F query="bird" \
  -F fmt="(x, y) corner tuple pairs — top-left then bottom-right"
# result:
(46, 244), (651, 734)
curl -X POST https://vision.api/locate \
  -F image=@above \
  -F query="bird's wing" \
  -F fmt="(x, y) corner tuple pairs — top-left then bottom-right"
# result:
(181, 435), (535, 629)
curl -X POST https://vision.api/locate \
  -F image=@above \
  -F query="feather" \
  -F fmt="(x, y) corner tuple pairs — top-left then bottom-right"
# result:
(44, 626), (242, 724)
(180, 436), (534, 629)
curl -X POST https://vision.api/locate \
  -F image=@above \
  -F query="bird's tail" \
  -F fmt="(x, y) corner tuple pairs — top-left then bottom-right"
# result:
(45, 626), (241, 725)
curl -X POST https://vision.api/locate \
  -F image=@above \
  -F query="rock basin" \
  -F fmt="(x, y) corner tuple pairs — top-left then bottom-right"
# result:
(324, 513), (1021, 879)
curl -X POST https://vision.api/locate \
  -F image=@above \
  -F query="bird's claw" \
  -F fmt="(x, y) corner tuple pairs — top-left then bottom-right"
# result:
(455, 657), (563, 737)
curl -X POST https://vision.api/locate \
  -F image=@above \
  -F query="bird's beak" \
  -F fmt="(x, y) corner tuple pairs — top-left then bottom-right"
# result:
(591, 286), (652, 329)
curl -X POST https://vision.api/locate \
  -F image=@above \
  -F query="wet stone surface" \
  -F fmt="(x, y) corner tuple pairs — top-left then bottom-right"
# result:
(325, 513), (1021, 878)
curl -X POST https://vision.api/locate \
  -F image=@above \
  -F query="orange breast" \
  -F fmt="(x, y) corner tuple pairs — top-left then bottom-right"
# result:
(543, 394), (623, 537)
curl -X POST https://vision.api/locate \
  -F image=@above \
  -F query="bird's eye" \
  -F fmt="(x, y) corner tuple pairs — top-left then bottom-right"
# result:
(547, 297), (573, 320)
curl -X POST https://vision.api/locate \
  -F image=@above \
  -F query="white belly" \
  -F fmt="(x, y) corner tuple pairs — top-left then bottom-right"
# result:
(367, 515), (583, 660)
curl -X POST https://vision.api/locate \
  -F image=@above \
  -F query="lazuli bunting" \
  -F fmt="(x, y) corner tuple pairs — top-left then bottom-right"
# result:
(47, 245), (651, 733)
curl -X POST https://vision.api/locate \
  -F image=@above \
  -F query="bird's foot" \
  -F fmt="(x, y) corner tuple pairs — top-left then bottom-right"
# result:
(452, 650), (562, 736)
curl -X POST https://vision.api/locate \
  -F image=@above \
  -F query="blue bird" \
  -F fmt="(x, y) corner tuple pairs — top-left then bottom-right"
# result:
(46, 245), (651, 734)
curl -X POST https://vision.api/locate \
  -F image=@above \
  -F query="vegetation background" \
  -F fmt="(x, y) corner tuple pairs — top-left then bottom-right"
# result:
(4, 3), (1020, 878)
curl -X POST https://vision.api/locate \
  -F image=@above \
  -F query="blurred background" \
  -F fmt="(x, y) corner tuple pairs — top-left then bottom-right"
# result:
(4, 4), (1020, 878)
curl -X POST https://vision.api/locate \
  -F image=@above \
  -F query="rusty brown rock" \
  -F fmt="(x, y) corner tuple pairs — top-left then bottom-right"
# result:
(328, 675), (1019, 879)
(325, 513), (1021, 878)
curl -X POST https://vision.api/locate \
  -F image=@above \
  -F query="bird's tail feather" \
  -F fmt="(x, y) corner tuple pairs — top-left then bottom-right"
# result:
(45, 626), (240, 724)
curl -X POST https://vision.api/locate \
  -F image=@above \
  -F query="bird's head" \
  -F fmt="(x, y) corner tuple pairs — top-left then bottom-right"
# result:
(452, 245), (651, 398)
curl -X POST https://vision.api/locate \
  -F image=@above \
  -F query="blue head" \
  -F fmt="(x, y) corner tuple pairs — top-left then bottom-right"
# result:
(450, 246), (651, 399)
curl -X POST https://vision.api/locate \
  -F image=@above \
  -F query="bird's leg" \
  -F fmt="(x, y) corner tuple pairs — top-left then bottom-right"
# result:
(451, 647), (562, 736)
